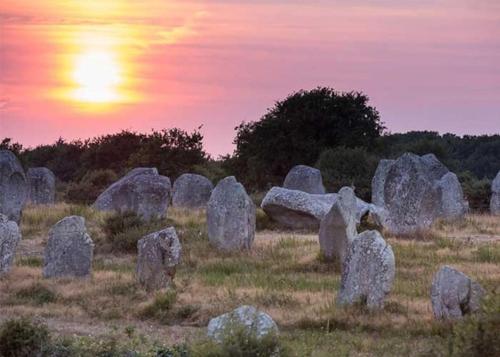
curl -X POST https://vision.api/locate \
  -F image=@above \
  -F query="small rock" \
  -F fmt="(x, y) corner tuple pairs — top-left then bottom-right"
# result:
(136, 227), (182, 291)
(172, 173), (213, 208)
(337, 230), (395, 310)
(431, 266), (485, 320)
(27, 167), (56, 205)
(207, 305), (279, 343)
(0, 214), (21, 275)
(207, 177), (255, 251)
(283, 165), (326, 194)
(43, 216), (94, 278)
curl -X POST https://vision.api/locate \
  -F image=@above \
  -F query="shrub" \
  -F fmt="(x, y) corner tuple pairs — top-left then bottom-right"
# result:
(15, 283), (58, 306)
(140, 290), (178, 323)
(0, 318), (51, 357)
(65, 169), (118, 205)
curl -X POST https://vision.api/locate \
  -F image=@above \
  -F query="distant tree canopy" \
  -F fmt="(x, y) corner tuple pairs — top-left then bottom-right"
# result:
(231, 87), (385, 188)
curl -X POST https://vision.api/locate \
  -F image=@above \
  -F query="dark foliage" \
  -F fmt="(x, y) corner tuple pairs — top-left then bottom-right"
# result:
(65, 169), (118, 204)
(0, 318), (51, 357)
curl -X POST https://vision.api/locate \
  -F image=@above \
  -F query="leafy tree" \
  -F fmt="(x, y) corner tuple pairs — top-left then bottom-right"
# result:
(232, 87), (384, 188)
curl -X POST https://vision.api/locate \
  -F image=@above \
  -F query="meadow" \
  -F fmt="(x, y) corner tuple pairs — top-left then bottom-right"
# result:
(1, 204), (499, 356)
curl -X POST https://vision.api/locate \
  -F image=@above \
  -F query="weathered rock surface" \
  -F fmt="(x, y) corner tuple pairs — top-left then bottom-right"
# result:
(0, 214), (21, 275)
(371, 153), (468, 234)
(261, 187), (370, 229)
(283, 165), (326, 194)
(93, 168), (171, 221)
(43, 216), (94, 278)
(172, 173), (213, 208)
(431, 266), (485, 320)
(207, 176), (255, 251)
(27, 167), (56, 205)
(137, 227), (181, 290)
(337, 230), (395, 310)
(491, 171), (500, 215)
(319, 187), (358, 263)
(207, 305), (279, 343)
(0, 150), (29, 223)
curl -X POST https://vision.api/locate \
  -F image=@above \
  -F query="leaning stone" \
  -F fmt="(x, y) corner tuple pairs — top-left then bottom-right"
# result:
(27, 167), (56, 205)
(137, 227), (181, 291)
(319, 187), (358, 263)
(0, 150), (29, 223)
(172, 173), (213, 208)
(0, 214), (21, 275)
(283, 165), (326, 194)
(207, 177), (255, 251)
(491, 171), (500, 215)
(207, 305), (279, 343)
(337, 230), (395, 310)
(93, 168), (171, 221)
(431, 266), (485, 320)
(43, 216), (94, 278)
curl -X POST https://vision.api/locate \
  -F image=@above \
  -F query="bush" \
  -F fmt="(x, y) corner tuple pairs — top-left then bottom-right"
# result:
(140, 290), (178, 323)
(101, 211), (166, 253)
(459, 171), (492, 212)
(14, 283), (58, 306)
(0, 318), (51, 357)
(65, 169), (118, 205)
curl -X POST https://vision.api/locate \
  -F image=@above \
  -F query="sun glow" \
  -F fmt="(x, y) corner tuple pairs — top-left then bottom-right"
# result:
(72, 51), (122, 103)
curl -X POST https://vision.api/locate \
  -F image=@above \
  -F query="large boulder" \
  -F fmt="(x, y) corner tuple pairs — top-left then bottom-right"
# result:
(261, 187), (370, 229)
(318, 187), (358, 263)
(431, 266), (485, 320)
(207, 177), (255, 251)
(0, 150), (29, 223)
(283, 165), (326, 194)
(172, 173), (213, 208)
(337, 230), (395, 310)
(371, 153), (468, 234)
(43, 216), (94, 278)
(93, 168), (171, 221)
(137, 227), (181, 291)
(27, 167), (56, 205)
(491, 171), (500, 215)
(0, 214), (21, 275)
(207, 305), (279, 343)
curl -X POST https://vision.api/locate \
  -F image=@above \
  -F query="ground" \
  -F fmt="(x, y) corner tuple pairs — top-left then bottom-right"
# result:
(1, 204), (499, 356)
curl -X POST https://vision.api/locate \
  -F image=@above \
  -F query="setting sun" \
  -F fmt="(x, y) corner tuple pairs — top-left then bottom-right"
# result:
(72, 51), (122, 103)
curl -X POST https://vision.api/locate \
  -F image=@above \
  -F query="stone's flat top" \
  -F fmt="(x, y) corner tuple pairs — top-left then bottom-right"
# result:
(283, 165), (326, 194)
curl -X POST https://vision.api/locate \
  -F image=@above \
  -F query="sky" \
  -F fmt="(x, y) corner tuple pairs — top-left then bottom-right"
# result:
(1, 0), (499, 156)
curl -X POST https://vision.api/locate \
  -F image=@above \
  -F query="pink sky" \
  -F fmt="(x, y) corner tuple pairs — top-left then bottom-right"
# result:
(1, 0), (499, 156)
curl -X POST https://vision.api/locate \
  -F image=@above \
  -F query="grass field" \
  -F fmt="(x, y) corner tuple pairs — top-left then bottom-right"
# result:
(1, 204), (499, 356)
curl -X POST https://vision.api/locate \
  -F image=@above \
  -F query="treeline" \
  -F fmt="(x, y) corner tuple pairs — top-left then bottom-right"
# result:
(2, 87), (499, 209)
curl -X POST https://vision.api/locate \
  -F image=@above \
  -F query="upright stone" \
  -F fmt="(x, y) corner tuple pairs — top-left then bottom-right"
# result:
(93, 168), (171, 221)
(337, 230), (395, 310)
(207, 176), (255, 251)
(27, 167), (56, 205)
(0, 214), (21, 275)
(207, 306), (279, 343)
(435, 172), (468, 219)
(431, 266), (485, 320)
(491, 171), (500, 215)
(43, 216), (94, 278)
(0, 150), (29, 223)
(136, 227), (181, 291)
(319, 187), (358, 263)
(371, 159), (395, 207)
(283, 165), (326, 194)
(172, 173), (213, 208)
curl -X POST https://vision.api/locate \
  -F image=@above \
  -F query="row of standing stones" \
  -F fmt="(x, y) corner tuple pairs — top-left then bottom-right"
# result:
(0, 148), (499, 341)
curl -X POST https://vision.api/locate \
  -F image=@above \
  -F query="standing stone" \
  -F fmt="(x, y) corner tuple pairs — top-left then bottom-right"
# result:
(0, 214), (21, 275)
(93, 168), (171, 221)
(43, 216), (94, 278)
(27, 167), (56, 205)
(207, 176), (255, 251)
(431, 266), (485, 320)
(137, 227), (181, 291)
(435, 172), (468, 219)
(319, 187), (358, 263)
(337, 230), (395, 310)
(491, 171), (500, 215)
(371, 159), (395, 207)
(172, 173), (213, 208)
(283, 165), (326, 194)
(207, 306), (279, 343)
(0, 150), (29, 223)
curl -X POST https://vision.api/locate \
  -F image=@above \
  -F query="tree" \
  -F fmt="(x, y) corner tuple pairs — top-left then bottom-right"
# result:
(231, 87), (384, 189)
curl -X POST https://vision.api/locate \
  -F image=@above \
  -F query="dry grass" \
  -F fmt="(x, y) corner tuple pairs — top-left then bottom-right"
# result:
(1, 204), (499, 356)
